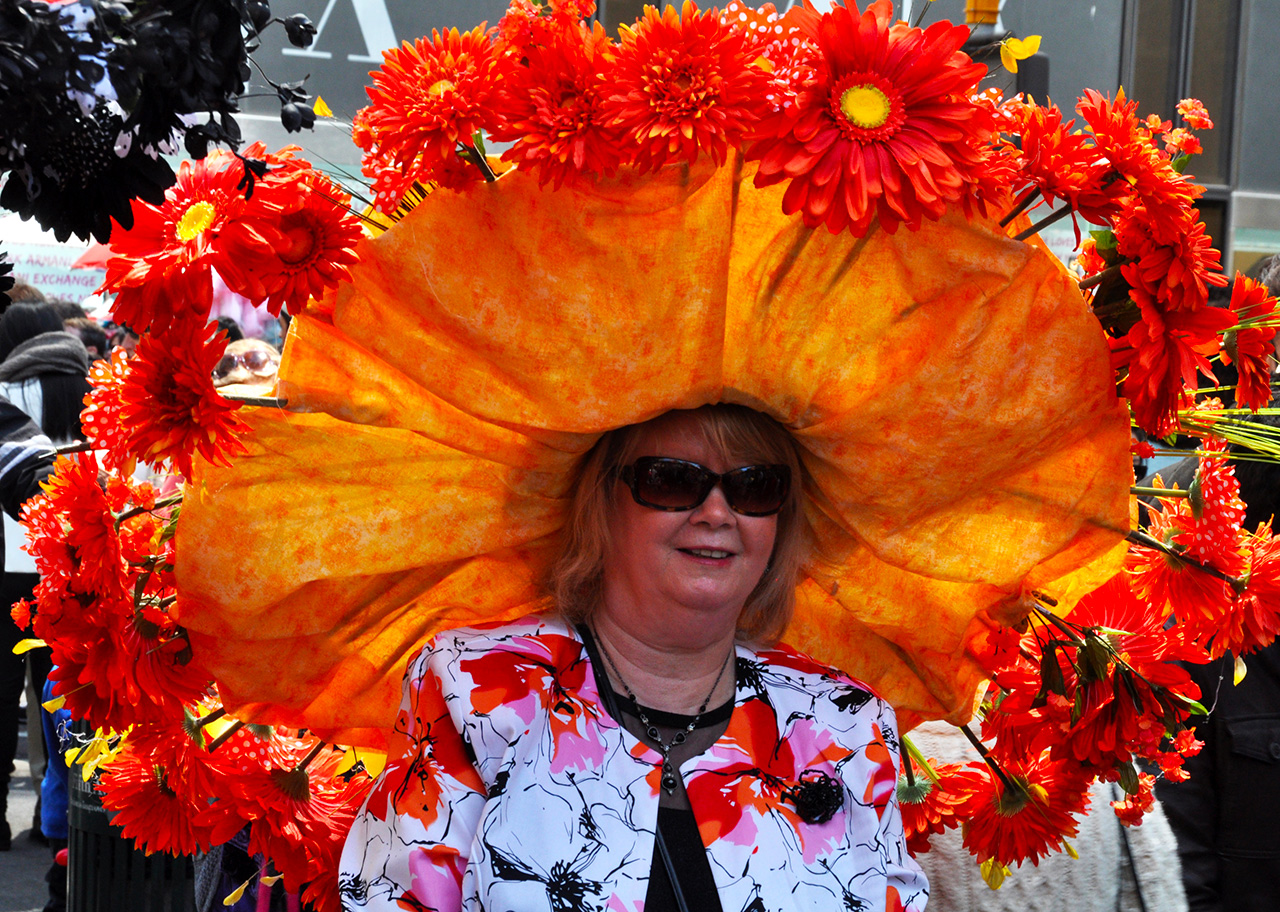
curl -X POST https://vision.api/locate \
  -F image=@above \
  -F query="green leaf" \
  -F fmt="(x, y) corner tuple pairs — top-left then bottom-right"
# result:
(1117, 760), (1139, 795)
(1040, 646), (1067, 698)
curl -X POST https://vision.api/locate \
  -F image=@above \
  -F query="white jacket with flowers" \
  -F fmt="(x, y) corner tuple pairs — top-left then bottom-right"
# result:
(339, 614), (928, 912)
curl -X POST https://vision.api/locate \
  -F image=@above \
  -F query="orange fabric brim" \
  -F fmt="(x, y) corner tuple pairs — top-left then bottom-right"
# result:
(175, 157), (1130, 748)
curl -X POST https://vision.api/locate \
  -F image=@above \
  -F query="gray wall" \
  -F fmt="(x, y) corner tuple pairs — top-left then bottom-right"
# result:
(1236, 0), (1280, 194)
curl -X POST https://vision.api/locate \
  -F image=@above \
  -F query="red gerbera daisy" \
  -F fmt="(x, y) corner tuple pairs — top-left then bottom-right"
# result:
(491, 21), (626, 187)
(747, 0), (990, 235)
(1013, 101), (1124, 226)
(1222, 274), (1278, 411)
(101, 151), (281, 335)
(897, 758), (985, 855)
(960, 754), (1091, 868)
(97, 755), (211, 857)
(357, 26), (500, 210)
(118, 322), (249, 479)
(250, 170), (364, 317)
(602, 1), (768, 173)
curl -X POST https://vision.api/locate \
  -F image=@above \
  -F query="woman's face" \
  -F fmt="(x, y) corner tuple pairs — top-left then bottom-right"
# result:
(600, 412), (778, 644)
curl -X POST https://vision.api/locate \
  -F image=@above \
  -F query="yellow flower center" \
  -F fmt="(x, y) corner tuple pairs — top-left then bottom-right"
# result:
(428, 79), (455, 97)
(839, 84), (892, 129)
(177, 201), (216, 242)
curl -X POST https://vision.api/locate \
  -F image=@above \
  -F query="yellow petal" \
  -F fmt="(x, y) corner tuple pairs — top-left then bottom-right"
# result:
(224, 878), (253, 906)
(1000, 44), (1018, 73)
(41, 695), (65, 712)
(313, 96), (334, 118)
(14, 638), (47, 654)
(981, 859), (1011, 890)
(1007, 35), (1042, 59)
(259, 875), (283, 887)
(64, 746), (82, 765)
(1064, 838), (1079, 860)
(1234, 654), (1248, 685)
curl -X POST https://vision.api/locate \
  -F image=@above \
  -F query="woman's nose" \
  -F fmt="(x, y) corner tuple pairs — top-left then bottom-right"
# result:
(690, 484), (735, 525)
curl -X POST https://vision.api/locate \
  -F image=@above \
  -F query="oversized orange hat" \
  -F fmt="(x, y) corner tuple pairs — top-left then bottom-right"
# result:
(175, 155), (1130, 749)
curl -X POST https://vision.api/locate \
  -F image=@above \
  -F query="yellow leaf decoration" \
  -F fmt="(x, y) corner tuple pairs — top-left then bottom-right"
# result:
(41, 695), (65, 712)
(981, 858), (1011, 889)
(1234, 654), (1248, 685)
(314, 96), (334, 118)
(223, 877), (253, 906)
(14, 638), (47, 654)
(1000, 35), (1042, 73)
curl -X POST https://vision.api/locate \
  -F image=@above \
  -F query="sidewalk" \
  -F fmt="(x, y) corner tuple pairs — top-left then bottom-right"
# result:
(2, 746), (53, 912)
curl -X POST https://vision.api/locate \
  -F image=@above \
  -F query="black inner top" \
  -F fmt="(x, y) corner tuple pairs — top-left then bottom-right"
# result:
(577, 625), (730, 912)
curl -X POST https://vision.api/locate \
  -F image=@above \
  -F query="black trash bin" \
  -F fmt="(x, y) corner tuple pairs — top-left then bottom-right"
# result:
(65, 732), (195, 912)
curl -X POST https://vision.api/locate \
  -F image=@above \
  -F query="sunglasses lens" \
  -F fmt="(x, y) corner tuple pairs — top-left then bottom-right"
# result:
(245, 350), (274, 372)
(212, 355), (237, 379)
(633, 458), (712, 510)
(723, 466), (789, 516)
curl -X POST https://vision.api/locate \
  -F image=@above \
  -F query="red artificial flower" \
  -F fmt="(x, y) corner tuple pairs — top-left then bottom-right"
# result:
(1177, 98), (1214, 130)
(1052, 575), (1207, 771)
(897, 759), (985, 855)
(1077, 89), (1204, 247)
(959, 754), (1091, 867)
(496, 0), (596, 58)
(1114, 205), (1228, 313)
(34, 452), (125, 598)
(80, 350), (135, 475)
(720, 1), (816, 113)
(1219, 525), (1280, 656)
(490, 21), (626, 187)
(1012, 101), (1124, 225)
(602, 2), (768, 173)
(10, 598), (31, 630)
(1110, 771), (1156, 827)
(118, 322), (249, 479)
(357, 26), (500, 210)
(1166, 445), (1248, 564)
(747, 0), (990, 235)
(1116, 297), (1234, 436)
(1162, 127), (1203, 157)
(97, 743), (212, 856)
(1221, 275), (1278, 411)
(252, 170), (363, 317)
(101, 151), (282, 335)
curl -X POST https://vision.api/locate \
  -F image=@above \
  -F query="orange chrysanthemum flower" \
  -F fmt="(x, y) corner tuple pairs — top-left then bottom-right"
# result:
(357, 26), (500, 210)
(747, 0), (990, 235)
(491, 21), (625, 187)
(98, 744), (212, 856)
(1013, 102), (1124, 225)
(119, 322), (249, 479)
(35, 452), (125, 598)
(1216, 525), (1280, 656)
(497, 0), (596, 57)
(101, 151), (282, 335)
(602, 2), (767, 173)
(1222, 275), (1278, 411)
(960, 755), (1091, 867)
(1077, 89), (1204, 247)
(1116, 298), (1234, 435)
(1114, 206), (1227, 314)
(1110, 770), (1156, 827)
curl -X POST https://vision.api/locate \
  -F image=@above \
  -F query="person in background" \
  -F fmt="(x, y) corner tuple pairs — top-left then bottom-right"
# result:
(63, 317), (108, 362)
(0, 299), (90, 846)
(215, 315), (245, 343)
(0, 391), (57, 851)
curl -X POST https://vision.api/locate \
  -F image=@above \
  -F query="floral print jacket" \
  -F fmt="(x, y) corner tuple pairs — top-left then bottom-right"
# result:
(339, 614), (928, 912)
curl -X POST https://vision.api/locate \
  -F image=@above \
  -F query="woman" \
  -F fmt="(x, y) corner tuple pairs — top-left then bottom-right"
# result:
(340, 405), (927, 912)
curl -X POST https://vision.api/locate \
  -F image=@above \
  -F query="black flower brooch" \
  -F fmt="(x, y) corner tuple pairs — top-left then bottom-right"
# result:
(782, 769), (843, 825)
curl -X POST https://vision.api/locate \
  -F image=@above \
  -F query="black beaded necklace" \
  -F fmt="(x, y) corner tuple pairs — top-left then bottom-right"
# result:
(593, 629), (734, 795)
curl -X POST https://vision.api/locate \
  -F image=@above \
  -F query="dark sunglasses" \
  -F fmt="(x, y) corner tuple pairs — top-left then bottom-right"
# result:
(213, 350), (278, 380)
(617, 457), (790, 517)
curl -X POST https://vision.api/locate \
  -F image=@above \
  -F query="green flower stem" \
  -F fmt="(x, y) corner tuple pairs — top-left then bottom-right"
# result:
(1079, 262), (1126, 291)
(959, 724), (1019, 794)
(1013, 205), (1073, 242)
(1126, 529), (1247, 591)
(459, 143), (497, 182)
(197, 707), (226, 728)
(53, 441), (93, 455)
(219, 394), (289, 408)
(207, 720), (245, 753)
(295, 740), (327, 774)
(114, 493), (184, 531)
(902, 733), (940, 785)
(999, 186), (1042, 227)
(1130, 486), (1190, 498)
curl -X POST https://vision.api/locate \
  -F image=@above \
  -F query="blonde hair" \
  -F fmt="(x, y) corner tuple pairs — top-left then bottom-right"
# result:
(551, 404), (811, 644)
